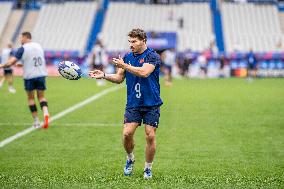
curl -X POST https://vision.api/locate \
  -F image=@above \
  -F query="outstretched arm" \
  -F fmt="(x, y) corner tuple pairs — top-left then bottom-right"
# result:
(0, 57), (18, 69)
(89, 68), (125, 84)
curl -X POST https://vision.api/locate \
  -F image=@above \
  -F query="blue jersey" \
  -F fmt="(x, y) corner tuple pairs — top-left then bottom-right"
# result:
(247, 52), (257, 67)
(123, 48), (163, 109)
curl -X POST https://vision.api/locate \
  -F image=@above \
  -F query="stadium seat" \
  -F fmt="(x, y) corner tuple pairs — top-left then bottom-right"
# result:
(32, 2), (97, 53)
(0, 2), (13, 47)
(222, 3), (284, 52)
(100, 2), (213, 52)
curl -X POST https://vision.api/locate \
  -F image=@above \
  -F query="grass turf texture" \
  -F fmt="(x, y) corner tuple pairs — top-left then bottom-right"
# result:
(0, 77), (283, 188)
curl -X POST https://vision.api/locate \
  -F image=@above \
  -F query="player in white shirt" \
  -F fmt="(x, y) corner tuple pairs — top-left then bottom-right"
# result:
(0, 43), (16, 93)
(0, 32), (49, 129)
(91, 39), (108, 86)
(161, 48), (176, 86)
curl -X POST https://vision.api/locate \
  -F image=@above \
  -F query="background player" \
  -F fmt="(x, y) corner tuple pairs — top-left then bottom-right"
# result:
(161, 48), (176, 86)
(247, 49), (258, 82)
(91, 38), (108, 86)
(0, 32), (49, 129)
(0, 43), (16, 93)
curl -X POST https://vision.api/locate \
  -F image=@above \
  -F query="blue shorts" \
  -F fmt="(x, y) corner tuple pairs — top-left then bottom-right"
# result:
(124, 106), (161, 128)
(164, 64), (172, 74)
(24, 77), (46, 91)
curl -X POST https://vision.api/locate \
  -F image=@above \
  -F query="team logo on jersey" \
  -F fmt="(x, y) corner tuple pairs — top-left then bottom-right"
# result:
(139, 58), (144, 64)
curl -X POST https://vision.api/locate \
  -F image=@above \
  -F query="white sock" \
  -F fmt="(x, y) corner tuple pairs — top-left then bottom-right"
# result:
(127, 152), (134, 160)
(43, 107), (49, 117)
(34, 117), (39, 122)
(145, 162), (153, 169)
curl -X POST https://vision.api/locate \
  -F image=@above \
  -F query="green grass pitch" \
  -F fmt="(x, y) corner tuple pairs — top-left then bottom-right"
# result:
(0, 77), (284, 188)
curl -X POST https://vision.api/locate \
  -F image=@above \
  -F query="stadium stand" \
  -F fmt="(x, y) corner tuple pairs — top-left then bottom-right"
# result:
(0, 0), (283, 78)
(0, 10), (23, 50)
(279, 12), (284, 33)
(178, 3), (213, 51)
(32, 1), (97, 53)
(100, 2), (213, 51)
(14, 10), (39, 47)
(222, 2), (284, 52)
(0, 2), (13, 49)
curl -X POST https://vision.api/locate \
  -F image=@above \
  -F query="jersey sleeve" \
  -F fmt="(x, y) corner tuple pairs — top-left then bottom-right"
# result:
(9, 50), (15, 56)
(145, 51), (161, 66)
(14, 47), (24, 60)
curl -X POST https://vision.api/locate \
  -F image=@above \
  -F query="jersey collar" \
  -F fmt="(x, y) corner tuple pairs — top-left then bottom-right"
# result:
(133, 47), (149, 57)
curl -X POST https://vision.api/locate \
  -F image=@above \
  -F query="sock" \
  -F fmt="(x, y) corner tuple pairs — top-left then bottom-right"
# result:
(145, 162), (153, 170)
(127, 152), (134, 160)
(43, 107), (49, 117)
(34, 116), (39, 123)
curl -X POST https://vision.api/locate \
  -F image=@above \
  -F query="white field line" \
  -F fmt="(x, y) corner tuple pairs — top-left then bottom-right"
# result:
(0, 85), (123, 148)
(0, 123), (121, 127)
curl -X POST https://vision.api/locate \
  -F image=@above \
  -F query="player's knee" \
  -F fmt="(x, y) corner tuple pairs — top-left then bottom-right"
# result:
(123, 131), (134, 141)
(28, 98), (35, 105)
(38, 96), (46, 102)
(145, 132), (156, 143)
(28, 94), (34, 100)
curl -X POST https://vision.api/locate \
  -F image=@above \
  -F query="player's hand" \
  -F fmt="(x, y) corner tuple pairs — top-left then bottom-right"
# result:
(89, 70), (104, 79)
(16, 63), (23, 67)
(112, 55), (125, 69)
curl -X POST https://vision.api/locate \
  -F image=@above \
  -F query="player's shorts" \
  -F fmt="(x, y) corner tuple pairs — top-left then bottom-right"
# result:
(3, 69), (12, 75)
(164, 64), (172, 74)
(124, 106), (161, 128)
(248, 63), (257, 70)
(24, 76), (46, 91)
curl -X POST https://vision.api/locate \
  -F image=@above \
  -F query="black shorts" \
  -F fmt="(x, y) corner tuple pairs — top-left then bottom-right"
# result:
(124, 106), (161, 128)
(4, 69), (12, 75)
(24, 77), (46, 91)
(248, 64), (257, 70)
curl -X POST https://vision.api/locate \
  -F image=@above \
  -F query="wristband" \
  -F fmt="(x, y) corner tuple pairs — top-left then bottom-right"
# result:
(103, 72), (106, 79)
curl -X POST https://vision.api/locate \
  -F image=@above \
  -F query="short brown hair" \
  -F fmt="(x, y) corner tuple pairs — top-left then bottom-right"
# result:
(128, 28), (147, 42)
(22, 31), (32, 39)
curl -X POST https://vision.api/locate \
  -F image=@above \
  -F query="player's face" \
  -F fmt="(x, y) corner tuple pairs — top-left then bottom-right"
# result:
(20, 35), (27, 45)
(128, 37), (145, 53)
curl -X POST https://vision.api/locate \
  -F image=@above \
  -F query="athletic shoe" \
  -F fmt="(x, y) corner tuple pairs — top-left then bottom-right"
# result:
(143, 168), (152, 179)
(42, 115), (49, 129)
(124, 159), (135, 176)
(8, 87), (16, 93)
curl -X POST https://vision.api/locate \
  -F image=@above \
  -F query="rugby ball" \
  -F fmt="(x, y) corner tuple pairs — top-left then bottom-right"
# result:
(58, 61), (82, 80)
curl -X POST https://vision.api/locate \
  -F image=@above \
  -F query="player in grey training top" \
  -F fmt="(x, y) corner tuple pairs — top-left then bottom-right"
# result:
(0, 32), (49, 129)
